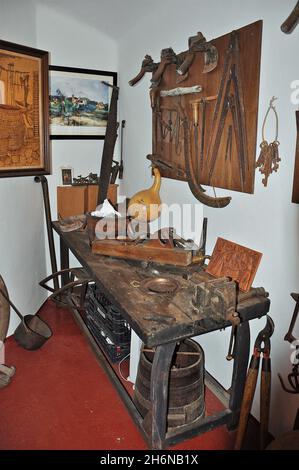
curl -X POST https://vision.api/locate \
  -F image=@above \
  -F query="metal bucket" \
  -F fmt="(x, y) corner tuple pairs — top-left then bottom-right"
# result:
(13, 314), (52, 351)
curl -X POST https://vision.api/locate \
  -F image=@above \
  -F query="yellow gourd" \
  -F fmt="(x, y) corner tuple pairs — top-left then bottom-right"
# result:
(128, 167), (162, 222)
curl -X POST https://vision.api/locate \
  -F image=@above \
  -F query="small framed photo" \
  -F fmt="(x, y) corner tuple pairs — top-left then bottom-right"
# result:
(61, 167), (72, 185)
(49, 65), (117, 140)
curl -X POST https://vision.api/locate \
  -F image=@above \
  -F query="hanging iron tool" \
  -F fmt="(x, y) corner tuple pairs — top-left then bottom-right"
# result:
(176, 31), (218, 83)
(234, 315), (275, 450)
(192, 101), (200, 176)
(118, 120), (125, 179)
(284, 293), (299, 344)
(207, 31), (248, 191)
(226, 287), (270, 361)
(190, 95), (217, 176)
(97, 82), (119, 205)
(278, 292), (299, 394)
(129, 55), (157, 86)
(110, 160), (120, 184)
(281, 1), (299, 34)
(225, 125), (233, 162)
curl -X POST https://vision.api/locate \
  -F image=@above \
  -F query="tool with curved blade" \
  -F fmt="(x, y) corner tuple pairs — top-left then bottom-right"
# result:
(179, 104), (231, 208)
(281, 1), (299, 34)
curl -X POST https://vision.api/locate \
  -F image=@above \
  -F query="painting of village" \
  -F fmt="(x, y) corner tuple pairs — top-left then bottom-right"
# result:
(49, 68), (113, 138)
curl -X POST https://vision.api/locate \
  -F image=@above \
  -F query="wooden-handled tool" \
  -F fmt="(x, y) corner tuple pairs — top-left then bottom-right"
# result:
(278, 293), (299, 395)
(129, 55), (156, 86)
(281, 1), (299, 34)
(284, 293), (299, 344)
(234, 316), (274, 450)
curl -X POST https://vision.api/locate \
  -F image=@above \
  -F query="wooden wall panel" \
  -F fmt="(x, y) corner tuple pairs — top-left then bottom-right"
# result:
(153, 21), (262, 194)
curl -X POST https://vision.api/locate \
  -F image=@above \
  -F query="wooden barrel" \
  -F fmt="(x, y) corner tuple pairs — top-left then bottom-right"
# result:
(133, 339), (205, 428)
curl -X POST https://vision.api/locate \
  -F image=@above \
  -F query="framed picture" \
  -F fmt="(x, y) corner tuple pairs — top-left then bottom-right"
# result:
(49, 65), (117, 139)
(0, 39), (50, 178)
(61, 167), (72, 185)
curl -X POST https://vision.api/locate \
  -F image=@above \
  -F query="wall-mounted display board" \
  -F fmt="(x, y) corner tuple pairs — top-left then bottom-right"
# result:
(150, 21), (262, 196)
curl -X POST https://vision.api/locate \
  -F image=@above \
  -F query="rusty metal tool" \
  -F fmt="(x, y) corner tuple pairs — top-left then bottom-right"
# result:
(226, 312), (240, 361)
(118, 120), (125, 179)
(225, 125), (233, 162)
(208, 31), (247, 189)
(178, 102), (231, 208)
(200, 99), (206, 171)
(98, 83), (119, 205)
(192, 101), (200, 176)
(284, 293), (299, 344)
(278, 360), (299, 394)
(277, 293), (299, 394)
(227, 287), (270, 361)
(234, 315), (275, 450)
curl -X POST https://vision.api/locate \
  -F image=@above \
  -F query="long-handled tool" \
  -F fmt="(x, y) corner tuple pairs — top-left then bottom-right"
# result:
(118, 120), (125, 180)
(284, 293), (299, 344)
(35, 176), (59, 291)
(281, 1), (299, 34)
(234, 315), (275, 450)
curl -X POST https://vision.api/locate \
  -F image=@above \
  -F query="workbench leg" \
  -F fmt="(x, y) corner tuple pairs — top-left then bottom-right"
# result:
(227, 321), (250, 431)
(60, 238), (70, 287)
(145, 342), (176, 450)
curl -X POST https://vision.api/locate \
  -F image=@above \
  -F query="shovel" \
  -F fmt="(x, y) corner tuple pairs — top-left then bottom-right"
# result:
(0, 287), (52, 351)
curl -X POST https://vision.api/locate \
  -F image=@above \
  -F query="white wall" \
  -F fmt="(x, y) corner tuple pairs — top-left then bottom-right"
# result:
(0, 0), (118, 333)
(118, 0), (299, 437)
(35, 3), (118, 272)
(0, 0), (48, 335)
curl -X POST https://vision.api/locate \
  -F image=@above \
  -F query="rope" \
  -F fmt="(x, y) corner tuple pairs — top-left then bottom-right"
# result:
(261, 96), (279, 142)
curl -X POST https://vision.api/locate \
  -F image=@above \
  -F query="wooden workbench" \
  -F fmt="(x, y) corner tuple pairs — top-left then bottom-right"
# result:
(53, 222), (270, 449)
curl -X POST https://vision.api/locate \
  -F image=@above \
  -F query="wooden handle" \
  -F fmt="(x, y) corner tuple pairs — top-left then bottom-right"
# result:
(234, 356), (260, 450)
(260, 358), (271, 449)
(129, 68), (146, 87)
(281, 1), (299, 33)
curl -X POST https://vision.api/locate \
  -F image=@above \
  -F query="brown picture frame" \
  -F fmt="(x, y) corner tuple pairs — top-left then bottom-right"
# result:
(49, 65), (117, 140)
(0, 39), (50, 178)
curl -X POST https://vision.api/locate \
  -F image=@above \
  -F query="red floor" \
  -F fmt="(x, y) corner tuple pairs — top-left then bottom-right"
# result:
(0, 301), (235, 450)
